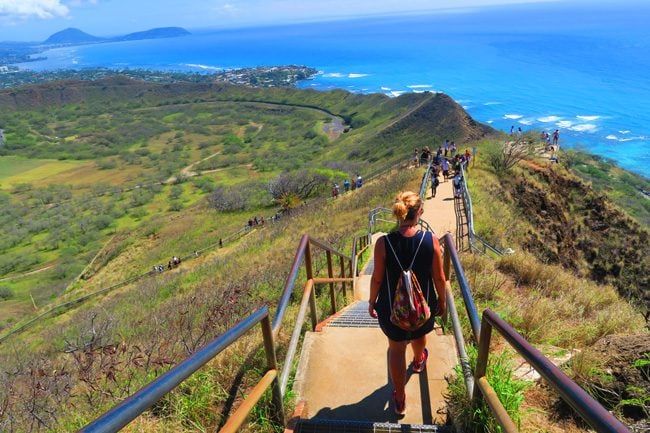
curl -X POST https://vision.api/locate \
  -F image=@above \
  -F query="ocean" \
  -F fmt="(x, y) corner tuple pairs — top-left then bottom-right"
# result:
(15, 2), (650, 177)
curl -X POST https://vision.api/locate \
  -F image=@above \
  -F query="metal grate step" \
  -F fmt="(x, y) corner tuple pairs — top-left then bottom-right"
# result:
(295, 418), (455, 433)
(326, 301), (380, 328)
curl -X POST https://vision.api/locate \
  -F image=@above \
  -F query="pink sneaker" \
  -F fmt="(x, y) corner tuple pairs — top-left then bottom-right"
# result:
(413, 348), (428, 373)
(393, 390), (406, 416)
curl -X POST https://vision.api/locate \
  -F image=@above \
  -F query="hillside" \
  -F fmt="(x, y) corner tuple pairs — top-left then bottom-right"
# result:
(43, 28), (104, 45)
(114, 27), (191, 41)
(466, 152), (649, 319)
(43, 27), (190, 45)
(0, 77), (647, 432)
(0, 77), (493, 332)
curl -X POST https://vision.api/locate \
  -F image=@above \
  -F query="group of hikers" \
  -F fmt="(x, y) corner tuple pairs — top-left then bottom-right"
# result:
(412, 141), (472, 200)
(246, 212), (282, 229)
(413, 139), (473, 168)
(151, 255), (182, 273)
(332, 175), (363, 198)
(247, 215), (266, 228)
(407, 141), (474, 203)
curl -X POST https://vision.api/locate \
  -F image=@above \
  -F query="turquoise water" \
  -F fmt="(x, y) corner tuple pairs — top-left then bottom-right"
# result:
(16, 2), (650, 177)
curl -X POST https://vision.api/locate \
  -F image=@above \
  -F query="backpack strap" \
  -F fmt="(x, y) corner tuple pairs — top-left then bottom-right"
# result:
(384, 231), (426, 271)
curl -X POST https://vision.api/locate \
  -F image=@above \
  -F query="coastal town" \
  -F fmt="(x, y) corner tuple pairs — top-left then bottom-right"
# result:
(0, 64), (318, 90)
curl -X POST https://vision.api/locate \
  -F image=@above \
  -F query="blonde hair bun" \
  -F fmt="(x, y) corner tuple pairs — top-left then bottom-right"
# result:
(392, 191), (422, 221)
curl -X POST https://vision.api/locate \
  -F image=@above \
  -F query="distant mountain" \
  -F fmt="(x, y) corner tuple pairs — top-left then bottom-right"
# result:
(115, 27), (191, 42)
(44, 28), (104, 45)
(43, 27), (190, 46)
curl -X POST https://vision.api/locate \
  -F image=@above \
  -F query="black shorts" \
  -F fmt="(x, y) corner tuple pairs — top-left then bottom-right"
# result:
(377, 312), (436, 342)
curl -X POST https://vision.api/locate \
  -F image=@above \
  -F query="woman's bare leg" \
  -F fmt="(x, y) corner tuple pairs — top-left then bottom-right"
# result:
(388, 339), (408, 400)
(411, 334), (427, 364)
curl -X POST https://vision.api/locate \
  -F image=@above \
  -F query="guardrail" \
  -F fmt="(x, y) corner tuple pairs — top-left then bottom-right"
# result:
(439, 232), (631, 432)
(459, 165), (504, 256)
(79, 232), (369, 433)
(419, 158), (434, 202)
(474, 309), (631, 433)
(439, 232), (479, 400)
(79, 307), (282, 433)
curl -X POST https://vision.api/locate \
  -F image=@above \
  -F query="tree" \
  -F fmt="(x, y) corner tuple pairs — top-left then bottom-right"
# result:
(483, 139), (535, 173)
(267, 169), (328, 210)
(208, 185), (250, 212)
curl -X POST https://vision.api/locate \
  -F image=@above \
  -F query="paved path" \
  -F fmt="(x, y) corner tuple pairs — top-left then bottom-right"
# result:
(292, 168), (458, 427)
(421, 171), (457, 237)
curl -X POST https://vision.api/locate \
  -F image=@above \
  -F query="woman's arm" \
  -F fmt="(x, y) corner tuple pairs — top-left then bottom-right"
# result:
(431, 234), (447, 317)
(368, 237), (386, 318)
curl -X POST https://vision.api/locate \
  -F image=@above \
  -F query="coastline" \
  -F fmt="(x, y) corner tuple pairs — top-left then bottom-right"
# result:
(1, 65), (648, 189)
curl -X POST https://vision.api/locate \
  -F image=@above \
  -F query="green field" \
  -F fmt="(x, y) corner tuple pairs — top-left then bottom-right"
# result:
(0, 156), (89, 188)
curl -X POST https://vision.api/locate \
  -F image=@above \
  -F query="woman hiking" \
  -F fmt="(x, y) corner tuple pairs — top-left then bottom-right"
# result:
(368, 191), (447, 416)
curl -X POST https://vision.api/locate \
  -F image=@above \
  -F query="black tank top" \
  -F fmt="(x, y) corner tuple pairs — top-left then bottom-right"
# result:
(375, 230), (437, 319)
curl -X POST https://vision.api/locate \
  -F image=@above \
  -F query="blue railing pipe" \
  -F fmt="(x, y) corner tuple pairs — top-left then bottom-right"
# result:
(79, 307), (271, 433)
(442, 234), (481, 343)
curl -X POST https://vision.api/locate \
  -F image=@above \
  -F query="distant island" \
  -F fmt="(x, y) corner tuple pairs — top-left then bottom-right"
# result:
(0, 27), (192, 67)
(43, 27), (191, 45)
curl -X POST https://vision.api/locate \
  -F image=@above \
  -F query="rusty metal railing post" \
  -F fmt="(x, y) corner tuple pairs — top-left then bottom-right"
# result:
(473, 316), (492, 405)
(304, 243), (317, 330)
(472, 313), (518, 433)
(339, 255), (347, 300)
(261, 314), (285, 426)
(326, 251), (336, 314)
(443, 236), (451, 282)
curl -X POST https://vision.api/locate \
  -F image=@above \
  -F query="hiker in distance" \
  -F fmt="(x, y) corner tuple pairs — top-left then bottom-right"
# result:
(368, 191), (447, 416)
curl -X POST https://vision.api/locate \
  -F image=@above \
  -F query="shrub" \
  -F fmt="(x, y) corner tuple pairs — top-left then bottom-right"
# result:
(482, 139), (534, 173)
(96, 159), (117, 170)
(0, 286), (13, 300)
(267, 169), (329, 210)
(448, 346), (529, 433)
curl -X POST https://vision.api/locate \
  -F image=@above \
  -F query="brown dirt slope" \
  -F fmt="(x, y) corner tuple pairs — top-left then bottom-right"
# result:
(509, 166), (649, 317)
(375, 92), (496, 145)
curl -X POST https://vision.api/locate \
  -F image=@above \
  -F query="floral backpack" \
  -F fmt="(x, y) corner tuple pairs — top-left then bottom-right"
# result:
(385, 232), (431, 331)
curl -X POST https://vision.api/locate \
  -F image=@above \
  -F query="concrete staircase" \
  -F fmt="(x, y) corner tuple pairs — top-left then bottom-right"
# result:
(289, 174), (460, 432)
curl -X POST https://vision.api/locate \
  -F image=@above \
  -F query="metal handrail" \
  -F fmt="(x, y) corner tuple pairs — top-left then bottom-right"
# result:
(272, 234), (352, 337)
(275, 234), (361, 396)
(459, 165), (503, 256)
(439, 232), (479, 401)
(475, 309), (631, 433)
(79, 307), (283, 433)
(441, 233), (481, 343)
(439, 232), (630, 432)
(80, 233), (361, 433)
(419, 158), (434, 201)
(351, 233), (371, 294)
(368, 207), (432, 235)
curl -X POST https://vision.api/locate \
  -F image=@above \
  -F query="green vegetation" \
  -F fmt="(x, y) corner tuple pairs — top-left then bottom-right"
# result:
(563, 149), (650, 227)
(1, 76), (648, 432)
(450, 139), (649, 430)
(448, 346), (529, 433)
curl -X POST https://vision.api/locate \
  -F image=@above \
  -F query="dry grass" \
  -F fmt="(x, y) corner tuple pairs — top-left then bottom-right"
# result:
(495, 252), (643, 347)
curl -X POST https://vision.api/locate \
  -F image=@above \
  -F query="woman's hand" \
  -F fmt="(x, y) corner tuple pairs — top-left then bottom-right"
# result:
(368, 300), (377, 318)
(435, 299), (447, 317)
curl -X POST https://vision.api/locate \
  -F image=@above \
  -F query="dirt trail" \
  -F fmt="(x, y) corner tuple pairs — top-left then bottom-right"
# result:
(0, 264), (56, 282)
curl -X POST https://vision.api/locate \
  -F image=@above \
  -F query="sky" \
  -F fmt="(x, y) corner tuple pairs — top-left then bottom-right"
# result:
(0, 0), (610, 42)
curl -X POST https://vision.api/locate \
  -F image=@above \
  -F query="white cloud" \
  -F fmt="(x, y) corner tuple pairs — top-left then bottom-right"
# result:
(213, 2), (240, 16)
(0, 0), (69, 19)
